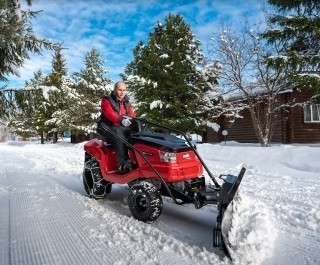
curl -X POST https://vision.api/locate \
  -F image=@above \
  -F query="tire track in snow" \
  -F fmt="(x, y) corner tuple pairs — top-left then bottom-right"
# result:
(20, 144), (229, 265)
(0, 159), (10, 265)
(1, 149), (125, 265)
(73, 193), (230, 265)
(3, 145), (224, 265)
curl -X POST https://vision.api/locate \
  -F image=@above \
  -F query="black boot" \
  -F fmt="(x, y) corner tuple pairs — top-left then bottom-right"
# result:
(119, 159), (134, 173)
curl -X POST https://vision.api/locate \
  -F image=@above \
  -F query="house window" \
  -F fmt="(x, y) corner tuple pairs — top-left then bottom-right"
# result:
(304, 104), (320, 123)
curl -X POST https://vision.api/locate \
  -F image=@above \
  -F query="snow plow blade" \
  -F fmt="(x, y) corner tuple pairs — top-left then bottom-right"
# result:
(213, 167), (246, 255)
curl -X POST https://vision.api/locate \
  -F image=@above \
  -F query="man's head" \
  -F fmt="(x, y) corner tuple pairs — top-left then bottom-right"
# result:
(113, 81), (127, 100)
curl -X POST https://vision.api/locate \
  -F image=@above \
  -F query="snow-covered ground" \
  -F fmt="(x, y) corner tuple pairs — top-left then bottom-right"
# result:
(0, 140), (319, 265)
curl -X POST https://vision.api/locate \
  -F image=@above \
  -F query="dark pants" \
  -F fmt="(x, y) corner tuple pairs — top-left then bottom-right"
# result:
(98, 120), (142, 167)
(104, 126), (134, 167)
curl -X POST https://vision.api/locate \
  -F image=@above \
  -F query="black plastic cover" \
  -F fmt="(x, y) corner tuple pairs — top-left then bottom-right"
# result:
(131, 131), (190, 151)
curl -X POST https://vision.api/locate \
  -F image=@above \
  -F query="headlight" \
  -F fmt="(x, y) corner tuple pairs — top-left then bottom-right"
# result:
(160, 151), (176, 162)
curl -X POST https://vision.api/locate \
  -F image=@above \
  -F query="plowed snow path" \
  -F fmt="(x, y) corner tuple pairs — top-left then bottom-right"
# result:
(0, 144), (228, 265)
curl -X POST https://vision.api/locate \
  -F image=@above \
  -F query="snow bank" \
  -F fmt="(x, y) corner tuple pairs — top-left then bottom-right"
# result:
(222, 193), (277, 265)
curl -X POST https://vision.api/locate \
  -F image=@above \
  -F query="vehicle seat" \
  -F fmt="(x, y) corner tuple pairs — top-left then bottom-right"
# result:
(97, 123), (114, 147)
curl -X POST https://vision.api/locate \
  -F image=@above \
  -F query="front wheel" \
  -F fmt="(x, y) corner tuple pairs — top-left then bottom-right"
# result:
(128, 181), (163, 222)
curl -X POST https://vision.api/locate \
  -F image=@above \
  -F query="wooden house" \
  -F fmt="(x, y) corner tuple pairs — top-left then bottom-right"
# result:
(206, 90), (320, 144)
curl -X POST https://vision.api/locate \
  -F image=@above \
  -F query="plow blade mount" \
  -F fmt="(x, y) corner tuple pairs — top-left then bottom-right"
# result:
(220, 167), (246, 207)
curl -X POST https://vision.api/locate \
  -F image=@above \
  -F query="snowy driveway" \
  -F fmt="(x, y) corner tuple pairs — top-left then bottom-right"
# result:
(0, 141), (319, 265)
(0, 143), (228, 265)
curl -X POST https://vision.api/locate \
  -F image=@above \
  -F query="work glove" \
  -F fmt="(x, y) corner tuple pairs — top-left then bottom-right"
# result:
(120, 116), (131, 127)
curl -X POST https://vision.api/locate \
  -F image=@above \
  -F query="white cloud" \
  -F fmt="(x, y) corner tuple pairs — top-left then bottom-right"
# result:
(5, 0), (266, 88)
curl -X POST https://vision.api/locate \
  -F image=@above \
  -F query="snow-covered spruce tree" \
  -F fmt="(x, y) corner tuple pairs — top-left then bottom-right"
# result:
(69, 48), (112, 136)
(209, 24), (290, 147)
(47, 77), (82, 138)
(42, 46), (69, 143)
(0, 89), (16, 126)
(0, 0), (57, 84)
(261, 0), (320, 95)
(8, 70), (55, 143)
(45, 46), (68, 89)
(123, 13), (219, 133)
(0, 0), (57, 132)
(7, 48), (69, 143)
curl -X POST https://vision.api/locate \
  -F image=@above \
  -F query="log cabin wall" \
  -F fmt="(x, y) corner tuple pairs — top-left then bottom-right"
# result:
(206, 90), (320, 144)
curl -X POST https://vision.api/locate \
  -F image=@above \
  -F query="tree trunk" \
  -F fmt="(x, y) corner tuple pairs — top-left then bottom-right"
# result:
(249, 109), (269, 147)
(40, 131), (44, 144)
(71, 134), (76, 144)
(202, 128), (208, 143)
(53, 132), (58, 143)
(249, 101), (278, 147)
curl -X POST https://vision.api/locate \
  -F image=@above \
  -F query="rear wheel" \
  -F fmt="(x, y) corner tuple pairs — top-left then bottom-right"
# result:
(83, 167), (93, 197)
(128, 181), (163, 222)
(83, 157), (112, 199)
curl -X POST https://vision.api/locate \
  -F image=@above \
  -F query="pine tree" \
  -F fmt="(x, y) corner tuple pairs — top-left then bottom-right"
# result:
(123, 13), (218, 132)
(8, 70), (51, 142)
(42, 47), (69, 142)
(262, 0), (320, 92)
(68, 48), (112, 135)
(73, 48), (112, 97)
(8, 48), (69, 144)
(0, 89), (16, 125)
(0, 0), (57, 83)
(45, 46), (68, 89)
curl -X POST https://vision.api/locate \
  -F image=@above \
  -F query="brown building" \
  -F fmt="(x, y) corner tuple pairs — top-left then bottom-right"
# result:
(206, 90), (320, 144)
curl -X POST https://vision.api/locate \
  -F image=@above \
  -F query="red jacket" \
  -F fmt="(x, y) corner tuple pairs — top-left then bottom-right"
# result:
(100, 93), (135, 126)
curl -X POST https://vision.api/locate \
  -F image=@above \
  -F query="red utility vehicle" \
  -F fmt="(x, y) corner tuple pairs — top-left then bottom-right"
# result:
(83, 118), (246, 253)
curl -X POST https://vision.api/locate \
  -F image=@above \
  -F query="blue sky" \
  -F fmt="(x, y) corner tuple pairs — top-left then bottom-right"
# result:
(5, 0), (267, 88)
